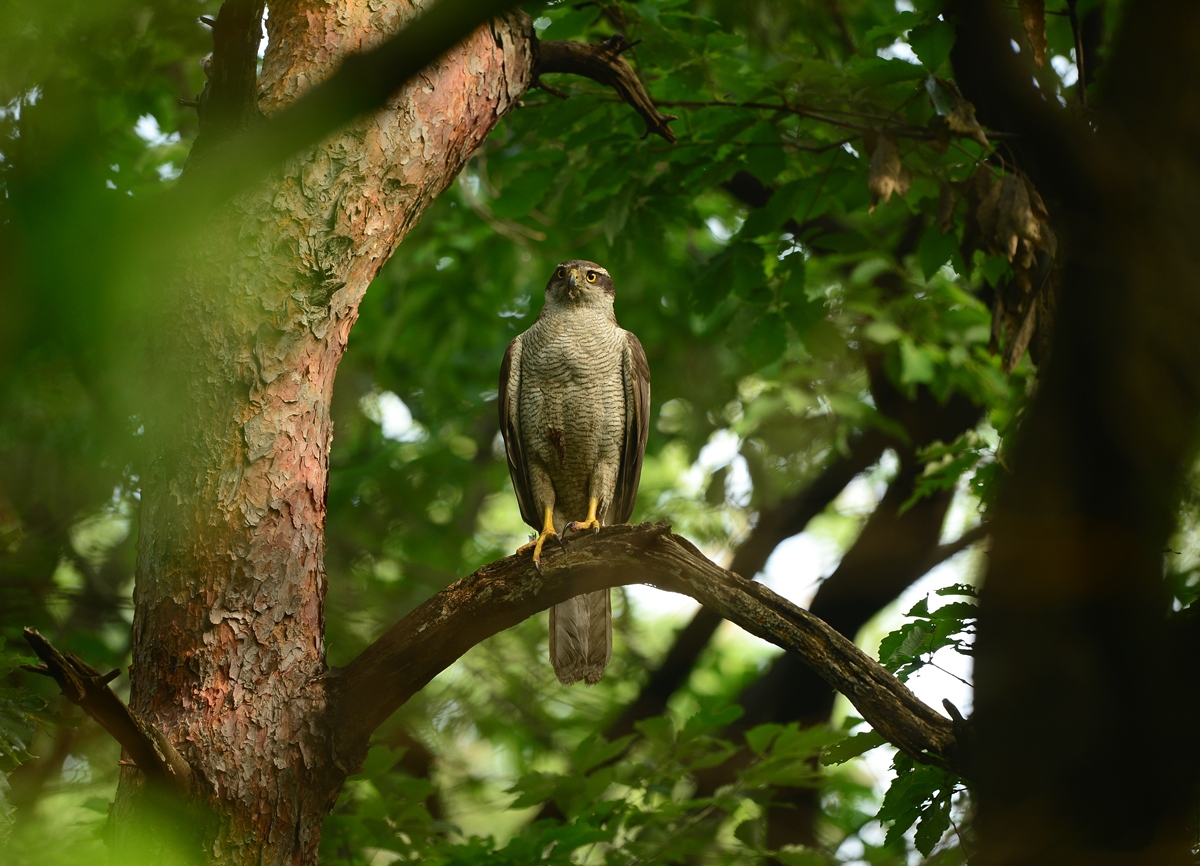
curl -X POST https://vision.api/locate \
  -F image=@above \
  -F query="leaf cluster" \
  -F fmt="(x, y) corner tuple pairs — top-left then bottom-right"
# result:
(878, 585), (977, 683)
(1, 0), (1159, 864)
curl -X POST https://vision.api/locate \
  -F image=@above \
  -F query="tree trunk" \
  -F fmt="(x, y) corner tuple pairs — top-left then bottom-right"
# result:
(956, 2), (1200, 862)
(114, 3), (533, 862)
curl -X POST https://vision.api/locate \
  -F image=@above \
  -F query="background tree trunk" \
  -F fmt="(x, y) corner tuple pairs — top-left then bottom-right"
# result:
(114, 4), (533, 862)
(955, 2), (1200, 861)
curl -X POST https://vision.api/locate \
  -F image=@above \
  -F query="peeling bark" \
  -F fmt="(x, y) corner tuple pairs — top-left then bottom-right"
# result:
(118, 3), (534, 863)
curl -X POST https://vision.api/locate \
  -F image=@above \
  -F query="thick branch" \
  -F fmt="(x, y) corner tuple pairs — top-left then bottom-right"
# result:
(21, 628), (194, 794)
(606, 429), (889, 739)
(535, 36), (677, 143)
(329, 522), (958, 774)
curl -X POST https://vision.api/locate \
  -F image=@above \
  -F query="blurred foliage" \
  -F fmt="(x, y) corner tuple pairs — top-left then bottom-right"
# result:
(1, 0), (1175, 863)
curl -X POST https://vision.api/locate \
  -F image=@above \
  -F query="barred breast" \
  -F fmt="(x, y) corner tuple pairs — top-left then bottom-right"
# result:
(517, 307), (628, 529)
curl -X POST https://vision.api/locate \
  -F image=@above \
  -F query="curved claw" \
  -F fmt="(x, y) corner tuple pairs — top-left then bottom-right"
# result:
(567, 498), (602, 536)
(517, 506), (561, 569)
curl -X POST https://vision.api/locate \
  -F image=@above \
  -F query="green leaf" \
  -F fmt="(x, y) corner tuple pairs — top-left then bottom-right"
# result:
(681, 703), (744, 740)
(896, 622), (932, 660)
(739, 122), (788, 183)
(604, 181), (638, 245)
(855, 57), (930, 86)
(906, 597), (931, 618)
(572, 733), (636, 774)
(909, 20), (955, 72)
(864, 320), (904, 345)
(877, 756), (959, 855)
(507, 771), (564, 809)
(976, 251), (1012, 286)
(936, 582), (979, 598)
(914, 791), (953, 855)
(879, 621), (928, 670)
(539, 5), (602, 39)
(743, 313), (787, 370)
(539, 821), (613, 854)
(745, 723), (786, 755)
(733, 817), (760, 848)
(0, 683), (39, 773)
(917, 223), (960, 280)
(821, 730), (887, 766)
(930, 601), (978, 625)
(774, 845), (832, 866)
(740, 179), (808, 237)
(490, 155), (566, 218)
(899, 338), (936, 386)
(781, 258), (826, 336)
(740, 725), (843, 787)
(635, 715), (675, 747)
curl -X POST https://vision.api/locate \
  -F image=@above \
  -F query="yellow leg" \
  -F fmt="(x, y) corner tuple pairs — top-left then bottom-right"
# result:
(516, 506), (561, 568)
(567, 498), (601, 534)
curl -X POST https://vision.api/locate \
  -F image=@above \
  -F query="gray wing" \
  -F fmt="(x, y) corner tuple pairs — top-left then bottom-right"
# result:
(499, 335), (539, 529)
(610, 330), (651, 524)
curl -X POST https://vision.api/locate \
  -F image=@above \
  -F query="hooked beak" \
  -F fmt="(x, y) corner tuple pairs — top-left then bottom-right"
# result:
(566, 270), (580, 300)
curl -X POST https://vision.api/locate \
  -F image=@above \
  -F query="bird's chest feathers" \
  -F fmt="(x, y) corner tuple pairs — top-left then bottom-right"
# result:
(519, 314), (626, 467)
(525, 314), (624, 386)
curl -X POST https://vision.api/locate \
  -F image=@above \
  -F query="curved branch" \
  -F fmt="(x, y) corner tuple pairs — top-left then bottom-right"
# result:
(605, 429), (890, 739)
(535, 36), (677, 142)
(328, 522), (958, 774)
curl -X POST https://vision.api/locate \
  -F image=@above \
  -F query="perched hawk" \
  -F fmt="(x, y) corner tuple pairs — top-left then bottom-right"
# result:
(499, 260), (651, 685)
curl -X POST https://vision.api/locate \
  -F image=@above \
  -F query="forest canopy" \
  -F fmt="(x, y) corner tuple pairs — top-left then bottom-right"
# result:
(3, 0), (1200, 864)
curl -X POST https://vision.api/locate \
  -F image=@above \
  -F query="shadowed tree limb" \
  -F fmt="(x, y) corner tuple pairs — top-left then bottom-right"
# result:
(605, 429), (890, 740)
(187, 0), (266, 161)
(534, 36), (677, 142)
(953, 2), (1200, 860)
(328, 522), (959, 775)
(21, 628), (195, 794)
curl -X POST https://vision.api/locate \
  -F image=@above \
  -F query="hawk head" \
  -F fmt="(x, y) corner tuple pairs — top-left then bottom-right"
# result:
(544, 260), (615, 309)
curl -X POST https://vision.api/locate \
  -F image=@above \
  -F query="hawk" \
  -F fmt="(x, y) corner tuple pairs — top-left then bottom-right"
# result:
(499, 260), (651, 685)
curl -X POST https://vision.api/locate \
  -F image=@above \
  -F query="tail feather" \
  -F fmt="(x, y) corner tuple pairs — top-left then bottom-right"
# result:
(549, 589), (612, 685)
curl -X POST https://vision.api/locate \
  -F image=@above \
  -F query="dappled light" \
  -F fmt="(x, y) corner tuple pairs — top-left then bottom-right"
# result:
(4, 1), (1200, 865)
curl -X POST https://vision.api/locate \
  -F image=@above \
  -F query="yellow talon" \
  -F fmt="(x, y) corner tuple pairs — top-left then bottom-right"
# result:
(566, 497), (601, 534)
(517, 506), (561, 568)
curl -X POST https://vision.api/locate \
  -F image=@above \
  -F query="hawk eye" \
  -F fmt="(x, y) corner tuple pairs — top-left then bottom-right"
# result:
(586, 271), (597, 283)
(556, 268), (566, 279)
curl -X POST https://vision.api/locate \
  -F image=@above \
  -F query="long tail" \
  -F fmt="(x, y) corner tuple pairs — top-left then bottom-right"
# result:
(549, 589), (612, 685)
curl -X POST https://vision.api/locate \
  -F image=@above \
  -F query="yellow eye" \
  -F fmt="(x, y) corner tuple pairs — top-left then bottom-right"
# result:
(556, 268), (566, 279)
(586, 271), (597, 283)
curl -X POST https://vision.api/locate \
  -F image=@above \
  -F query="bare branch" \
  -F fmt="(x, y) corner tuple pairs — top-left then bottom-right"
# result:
(21, 628), (194, 794)
(329, 522), (959, 774)
(606, 429), (890, 739)
(535, 36), (677, 143)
